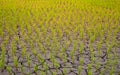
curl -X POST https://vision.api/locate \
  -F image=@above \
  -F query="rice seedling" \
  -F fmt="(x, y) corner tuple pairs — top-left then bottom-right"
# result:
(21, 46), (27, 58)
(78, 58), (84, 75)
(26, 54), (31, 69)
(34, 64), (39, 73)
(87, 64), (93, 75)
(97, 41), (102, 56)
(54, 61), (59, 69)
(110, 66), (114, 75)
(63, 54), (67, 63)
(79, 42), (84, 54)
(70, 40), (77, 62)
(13, 56), (18, 69)
(52, 71), (57, 75)
(63, 68), (67, 75)
(0, 59), (5, 71)
(43, 62), (49, 74)
(20, 65), (24, 74)
(6, 66), (12, 75)
(32, 48), (37, 57)
(40, 71), (46, 75)
(0, 45), (5, 71)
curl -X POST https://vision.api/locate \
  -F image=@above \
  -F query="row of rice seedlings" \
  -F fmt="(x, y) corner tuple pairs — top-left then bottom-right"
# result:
(108, 53), (117, 75)
(1, 39), (7, 69)
(0, 36), (10, 73)
(100, 24), (118, 74)
(87, 30), (97, 75)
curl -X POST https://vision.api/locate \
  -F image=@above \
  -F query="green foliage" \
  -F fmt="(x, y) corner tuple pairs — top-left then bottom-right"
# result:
(0, 0), (120, 74)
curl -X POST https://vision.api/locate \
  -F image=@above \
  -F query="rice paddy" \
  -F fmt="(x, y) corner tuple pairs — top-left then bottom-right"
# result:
(0, 0), (120, 75)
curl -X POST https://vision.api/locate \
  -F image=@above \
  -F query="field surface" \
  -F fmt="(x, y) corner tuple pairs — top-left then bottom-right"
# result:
(0, 0), (120, 75)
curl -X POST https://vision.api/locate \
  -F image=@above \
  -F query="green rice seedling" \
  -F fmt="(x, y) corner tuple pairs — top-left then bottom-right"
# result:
(0, 45), (5, 70)
(113, 51), (118, 66)
(61, 46), (66, 53)
(78, 58), (84, 75)
(70, 40), (77, 62)
(106, 43), (114, 55)
(89, 34), (96, 44)
(26, 54), (31, 69)
(97, 41), (102, 56)
(79, 42), (84, 54)
(38, 42), (46, 54)
(40, 58), (45, 66)
(110, 66), (114, 75)
(0, 59), (5, 71)
(52, 71), (57, 75)
(54, 60), (59, 69)
(70, 48), (75, 62)
(32, 48), (37, 57)
(20, 65), (24, 74)
(57, 28), (63, 39)
(13, 56), (18, 69)
(6, 66), (12, 75)
(50, 53), (59, 69)
(87, 64), (93, 75)
(21, 46), (27, 58)
(63, 68), (67, 75)
(71, 54), (75, 63)
(0, 26), (3, 37)
(73, 40), (77, 50)
(95, 62), (99, 71)
(34, 64), (39, 73)
(43, 63), (49, 71)
(78, 65), (82, 75)
(79, 27), (84, 39)
(87, 29), (91, 39)
(106, 32), (111, 43)
(37, 54), (42, 63)
(63, 54), (67, 62)
(50, 52), (54, 62)
(99, 30), (104, 40)
(100, 69), (105, 75)
(105, 59), (111, 72)
(40, 71), (45, 75)
(11, 41), (17, 57)
(89, 46), (95, 61)
(59, 52), (64, 60)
